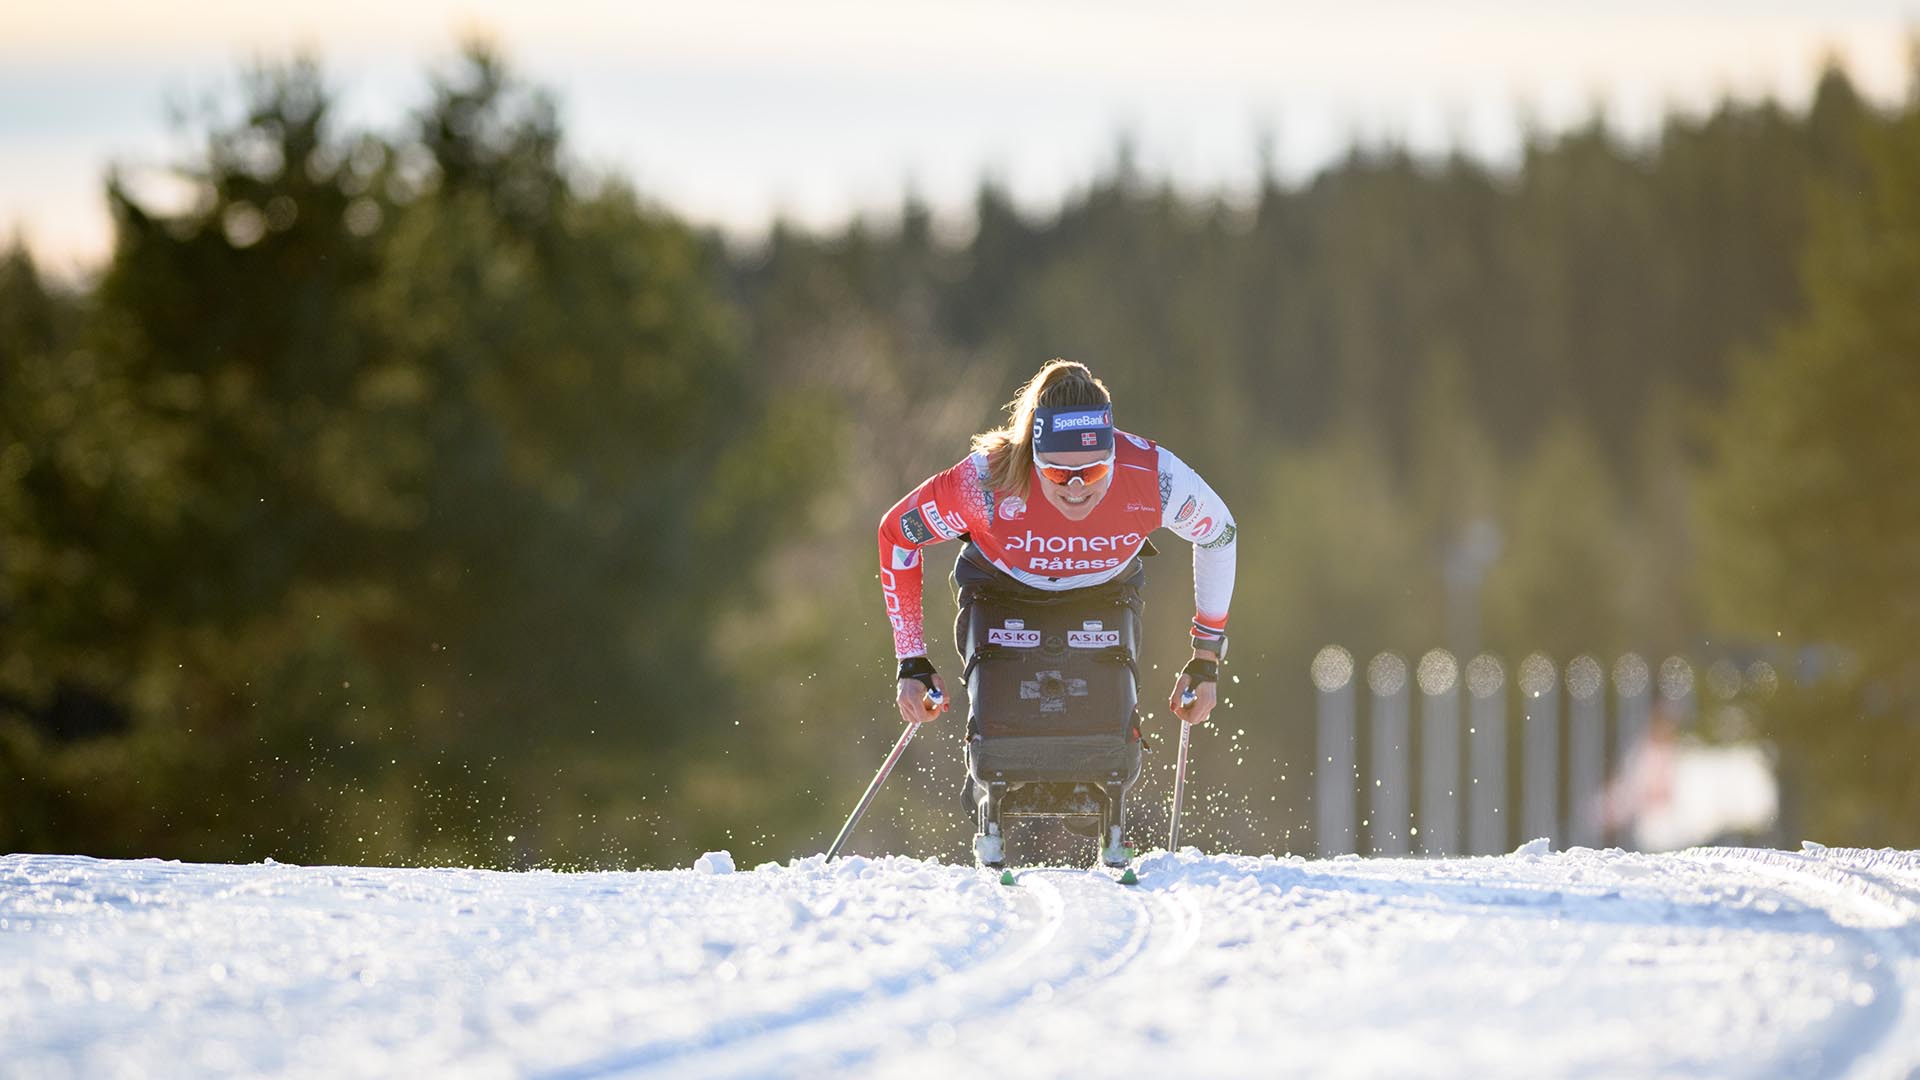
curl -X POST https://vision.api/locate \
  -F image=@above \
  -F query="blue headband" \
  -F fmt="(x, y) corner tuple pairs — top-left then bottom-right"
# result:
(1032, 405), (1114, 453)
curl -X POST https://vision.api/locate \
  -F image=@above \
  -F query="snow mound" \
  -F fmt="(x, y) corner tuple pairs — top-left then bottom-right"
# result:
(693, 850), (735, 874)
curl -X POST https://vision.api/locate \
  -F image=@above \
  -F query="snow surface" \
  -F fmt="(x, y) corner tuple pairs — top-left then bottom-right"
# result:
(6, 843), (1920, 1078)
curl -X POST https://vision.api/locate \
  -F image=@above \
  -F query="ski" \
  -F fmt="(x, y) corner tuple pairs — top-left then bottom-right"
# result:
(983, 864), (1134, 885)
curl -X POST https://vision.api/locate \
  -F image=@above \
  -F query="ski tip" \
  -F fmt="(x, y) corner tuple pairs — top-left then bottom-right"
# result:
(1118, 868), (1139, 886)
(999, 869), (1017, 886)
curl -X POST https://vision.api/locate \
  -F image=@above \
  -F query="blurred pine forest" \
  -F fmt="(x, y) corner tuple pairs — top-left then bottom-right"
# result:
(3, 44), (1916, 867)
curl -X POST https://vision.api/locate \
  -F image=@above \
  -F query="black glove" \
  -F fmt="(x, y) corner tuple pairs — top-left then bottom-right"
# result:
(1181, 657), (1219, 686)
(897, 656), (939, 693)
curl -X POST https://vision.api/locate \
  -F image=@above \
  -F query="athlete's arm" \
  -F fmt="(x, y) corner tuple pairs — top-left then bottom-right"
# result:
(876, 454), (993, 660)
(1157, 446), (1236, 659)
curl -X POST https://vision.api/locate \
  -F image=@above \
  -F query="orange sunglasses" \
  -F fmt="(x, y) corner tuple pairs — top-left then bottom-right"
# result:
(1034, 454), (1114, 486)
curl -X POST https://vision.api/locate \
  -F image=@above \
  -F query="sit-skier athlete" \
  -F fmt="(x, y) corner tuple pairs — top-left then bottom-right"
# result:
(877, 358), (1237, 859)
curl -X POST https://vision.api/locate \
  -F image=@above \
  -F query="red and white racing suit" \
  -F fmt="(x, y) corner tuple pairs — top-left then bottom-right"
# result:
(877, 430), (1236, 658)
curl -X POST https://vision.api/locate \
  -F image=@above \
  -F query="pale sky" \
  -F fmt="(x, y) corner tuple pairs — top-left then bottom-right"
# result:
(3, 1), (1917, 274)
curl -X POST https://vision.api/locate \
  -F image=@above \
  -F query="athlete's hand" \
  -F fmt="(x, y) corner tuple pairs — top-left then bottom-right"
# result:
(1169, 672), (1217, 726)
(896, 674), (949, 725)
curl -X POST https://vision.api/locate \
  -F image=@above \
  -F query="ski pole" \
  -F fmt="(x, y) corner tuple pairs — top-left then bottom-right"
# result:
(826, 688), (942, 859)
(1168, 687), (1197, 851)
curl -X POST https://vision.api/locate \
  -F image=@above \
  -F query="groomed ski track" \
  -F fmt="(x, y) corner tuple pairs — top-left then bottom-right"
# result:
(604, 867), (1201, 1079)
(5, 845), (1920, 1078)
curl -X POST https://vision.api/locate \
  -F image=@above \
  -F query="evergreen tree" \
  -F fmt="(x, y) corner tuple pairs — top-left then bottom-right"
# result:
(1700, 82), (1920, 843)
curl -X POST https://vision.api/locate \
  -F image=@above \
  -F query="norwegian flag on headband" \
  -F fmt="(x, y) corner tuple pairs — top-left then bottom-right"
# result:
(1081, 432), (1099, 447)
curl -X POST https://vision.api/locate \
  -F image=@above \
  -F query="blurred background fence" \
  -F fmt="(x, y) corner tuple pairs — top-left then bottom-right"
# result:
(1311, 646), (1783, 857)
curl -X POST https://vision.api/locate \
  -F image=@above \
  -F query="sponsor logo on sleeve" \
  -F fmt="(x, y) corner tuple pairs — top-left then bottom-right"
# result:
(1068, 629), (1121, 649)
(1192, 516), (1215, 537)
(987, 621), (1042, 648)
(891, 546), (921, 569)
(1174, 496), (1198, 524)
(1200, 522), (1237, 550)
(943, 509), (968, 534)
(899, 507), (934, 544)
(996, 494), (1026, 521)
(880, 568), (902, 624)
(922, 501), (960, 541)
(1125, 433), (1151, 450)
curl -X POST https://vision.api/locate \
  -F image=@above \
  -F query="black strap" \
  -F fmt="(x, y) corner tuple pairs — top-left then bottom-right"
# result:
(961, 645), (1009, 681)
(1181, 657), (1219, 685)
(897, 656), (938, 692)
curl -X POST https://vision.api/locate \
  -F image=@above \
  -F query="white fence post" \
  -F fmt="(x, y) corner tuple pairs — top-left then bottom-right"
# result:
(1519, 653), (1559, 846)
(1566, 655), (1606, 848)
(1659, 656), (1695, 723)
(1466, 653), (1508, 856)
(1612, 653), (1651, 770)
(1368, 652), (1410, 856)
(1417, 649), (1461, 856)
(1313, 645), (1357, 857)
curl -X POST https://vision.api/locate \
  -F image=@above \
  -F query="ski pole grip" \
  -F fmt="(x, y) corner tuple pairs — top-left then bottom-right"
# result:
(1179, 657), (1217, 712)
(899, 656), (944, 713)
